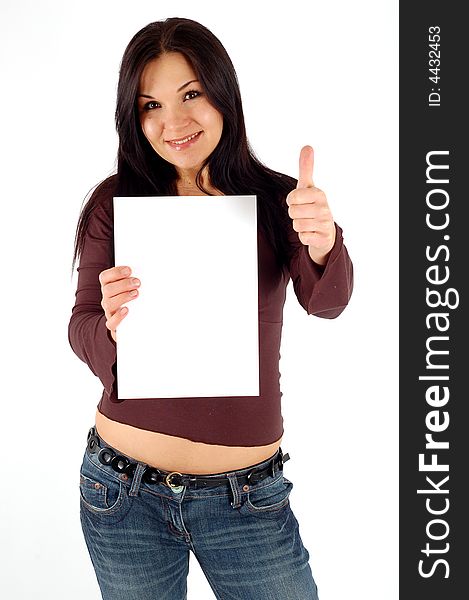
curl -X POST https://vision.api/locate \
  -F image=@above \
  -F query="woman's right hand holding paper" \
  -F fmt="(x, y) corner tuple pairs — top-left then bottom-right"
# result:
(99, 266), (140, 342)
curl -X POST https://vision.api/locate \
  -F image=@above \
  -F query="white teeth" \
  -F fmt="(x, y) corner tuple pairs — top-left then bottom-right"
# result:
(170, 132), (200, 145)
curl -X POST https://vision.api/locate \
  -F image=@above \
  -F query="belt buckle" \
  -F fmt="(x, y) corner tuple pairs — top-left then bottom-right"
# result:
(165, 471), (184, 492)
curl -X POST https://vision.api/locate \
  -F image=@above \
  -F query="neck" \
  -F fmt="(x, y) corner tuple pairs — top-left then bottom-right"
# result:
(176, 165), (210, 188)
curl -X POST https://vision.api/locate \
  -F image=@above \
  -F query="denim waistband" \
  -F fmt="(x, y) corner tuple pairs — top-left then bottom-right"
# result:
(83, 424), (289, 503)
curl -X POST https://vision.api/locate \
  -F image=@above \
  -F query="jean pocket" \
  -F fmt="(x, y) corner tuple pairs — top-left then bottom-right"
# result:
(79, 460), (128, 517)
(242, 474), (293, 517)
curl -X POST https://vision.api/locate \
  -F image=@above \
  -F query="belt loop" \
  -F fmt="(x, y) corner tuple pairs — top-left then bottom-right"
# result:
(226, 473), (242, 508)
(270, 457), (276, 478)
(129, 462), (147, 497)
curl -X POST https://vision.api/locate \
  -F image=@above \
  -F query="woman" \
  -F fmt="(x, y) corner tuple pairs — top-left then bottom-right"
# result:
(69, 17), (353, 600)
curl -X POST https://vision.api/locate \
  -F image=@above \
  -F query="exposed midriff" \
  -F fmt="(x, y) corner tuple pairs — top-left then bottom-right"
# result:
(95, 408), (283, 474)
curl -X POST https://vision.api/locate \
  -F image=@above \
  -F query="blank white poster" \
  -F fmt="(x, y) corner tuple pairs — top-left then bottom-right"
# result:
(113, 195), (259, 399)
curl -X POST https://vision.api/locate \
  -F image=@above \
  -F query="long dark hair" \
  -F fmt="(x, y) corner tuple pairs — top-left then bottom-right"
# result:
(71, 17), (296, 276)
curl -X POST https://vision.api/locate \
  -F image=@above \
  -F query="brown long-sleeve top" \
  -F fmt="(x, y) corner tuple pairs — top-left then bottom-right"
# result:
(68, 175), (353, 446)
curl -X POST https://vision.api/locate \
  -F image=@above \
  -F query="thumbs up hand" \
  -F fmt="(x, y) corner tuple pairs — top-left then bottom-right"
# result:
(285, 146), (336, 266)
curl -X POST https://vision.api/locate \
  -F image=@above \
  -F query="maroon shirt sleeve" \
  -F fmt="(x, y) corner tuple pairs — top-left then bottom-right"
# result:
(284, 220), (354, 318)
(68, 179), (117, 395)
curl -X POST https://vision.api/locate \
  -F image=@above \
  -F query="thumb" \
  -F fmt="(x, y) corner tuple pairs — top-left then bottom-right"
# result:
(296, 145), (315, 189)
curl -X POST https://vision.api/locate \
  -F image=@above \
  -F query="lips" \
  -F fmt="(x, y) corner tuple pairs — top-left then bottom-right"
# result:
(166, 131), (202, 150)
(167, 131), (200, 142)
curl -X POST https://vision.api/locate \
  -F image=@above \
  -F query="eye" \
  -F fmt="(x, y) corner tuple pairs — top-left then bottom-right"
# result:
(143, 101), (160, 111)
(184, 90), (202, 101)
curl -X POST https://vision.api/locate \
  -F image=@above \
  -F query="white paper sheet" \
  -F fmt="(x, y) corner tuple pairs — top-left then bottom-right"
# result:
(113, 195), (259, 399)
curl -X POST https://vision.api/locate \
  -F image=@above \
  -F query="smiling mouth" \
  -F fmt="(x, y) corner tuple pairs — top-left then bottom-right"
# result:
(166, 131), (202, 145)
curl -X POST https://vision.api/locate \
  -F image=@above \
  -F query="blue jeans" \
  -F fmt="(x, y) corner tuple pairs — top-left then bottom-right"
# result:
(79, 427), (319, 599)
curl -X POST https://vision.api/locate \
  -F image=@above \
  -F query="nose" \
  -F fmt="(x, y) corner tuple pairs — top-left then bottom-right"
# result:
(163, 105), (192, 137)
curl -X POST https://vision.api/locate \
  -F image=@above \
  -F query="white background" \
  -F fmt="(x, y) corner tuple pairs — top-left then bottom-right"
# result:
(0, 1), (398, 598)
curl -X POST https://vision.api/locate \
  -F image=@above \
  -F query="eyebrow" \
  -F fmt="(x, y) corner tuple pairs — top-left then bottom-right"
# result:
(138, 79), (199, 99)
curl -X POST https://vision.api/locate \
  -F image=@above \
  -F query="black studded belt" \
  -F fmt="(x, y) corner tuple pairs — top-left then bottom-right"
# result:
(86, 426), (290, 490)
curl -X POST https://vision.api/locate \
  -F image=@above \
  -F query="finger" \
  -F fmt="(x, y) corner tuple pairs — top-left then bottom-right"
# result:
(103, 287), (139, 315)
(296, 145), (315, 189)
(103, 276), (141, 302)
(107, 286), (139, 322)
(99, 266), (131, 286)
(291, 218), (319, 233)
(106, 305), (128, 334)
(298, 230), (332, 248)
(287, 190), (326, 212)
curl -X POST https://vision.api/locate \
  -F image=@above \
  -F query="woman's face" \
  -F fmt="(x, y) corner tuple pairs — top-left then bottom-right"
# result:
(138, 52), (224, 179)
